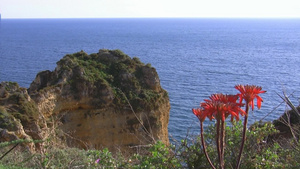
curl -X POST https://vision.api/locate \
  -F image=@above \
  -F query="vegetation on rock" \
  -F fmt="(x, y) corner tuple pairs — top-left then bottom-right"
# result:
(1, 49), (170, 154)
(33, 49), (167, 111)
(0, 82), (39, 130)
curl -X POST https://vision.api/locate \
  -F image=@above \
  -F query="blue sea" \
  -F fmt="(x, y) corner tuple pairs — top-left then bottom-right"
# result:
(1, 18), (300, 142)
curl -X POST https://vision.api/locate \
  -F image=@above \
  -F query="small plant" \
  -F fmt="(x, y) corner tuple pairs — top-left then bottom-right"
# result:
(133, 141), (181, 168)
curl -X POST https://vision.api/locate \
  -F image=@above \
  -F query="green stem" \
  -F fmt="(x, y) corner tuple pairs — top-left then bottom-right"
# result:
(235, 103), (249, 169)
(200, 122), (216, 169)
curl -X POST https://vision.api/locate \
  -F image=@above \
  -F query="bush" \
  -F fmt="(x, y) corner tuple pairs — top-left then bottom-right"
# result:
(133, 141), (181, 169)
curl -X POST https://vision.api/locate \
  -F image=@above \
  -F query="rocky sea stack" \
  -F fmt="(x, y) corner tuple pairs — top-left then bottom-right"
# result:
(0, 49), (170, 152)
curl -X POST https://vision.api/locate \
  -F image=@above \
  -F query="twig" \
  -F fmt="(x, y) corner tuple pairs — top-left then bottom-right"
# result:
(260, 98), (287, 121)
(277, 92), (300, 118)
(0, 143), (19, 160)
(276, 92), (299, 143)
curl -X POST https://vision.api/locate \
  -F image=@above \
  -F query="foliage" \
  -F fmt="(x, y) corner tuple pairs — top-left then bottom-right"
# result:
(0, 107), (17, 130)
(0, 141), (179, 169)
(0, 139), (42, 148)
(133, 141), (181, 169)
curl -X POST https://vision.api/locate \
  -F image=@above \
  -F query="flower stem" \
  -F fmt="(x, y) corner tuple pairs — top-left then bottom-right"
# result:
(200, 122), (216, 169)
(216, 119), (222, 169)
(235, 104), (249, 169)
(220, 120), (225, 169)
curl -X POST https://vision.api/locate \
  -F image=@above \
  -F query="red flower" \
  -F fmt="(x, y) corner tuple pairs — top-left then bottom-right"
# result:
(192, 108), (210, 122)
(235, 85), (266, 110)
(200, 94), (245, 122)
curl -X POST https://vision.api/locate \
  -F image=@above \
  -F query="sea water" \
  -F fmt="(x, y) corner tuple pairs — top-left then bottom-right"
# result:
(1, 18), (300, 141)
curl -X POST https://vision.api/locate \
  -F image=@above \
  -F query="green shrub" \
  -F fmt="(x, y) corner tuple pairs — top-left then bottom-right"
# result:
(133, 141), (181, 169)
(109, 49), (130, 60)
(176, 121), (300, 169)
(0, 107), (17, 130)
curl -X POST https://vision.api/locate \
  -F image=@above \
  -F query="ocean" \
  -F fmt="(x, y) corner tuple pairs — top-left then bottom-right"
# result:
(0, 18), (300, 142)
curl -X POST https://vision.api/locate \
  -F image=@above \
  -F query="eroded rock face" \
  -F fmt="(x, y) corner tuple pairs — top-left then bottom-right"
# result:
(0, 49), (170, 152)
(0, 82), (42, 150)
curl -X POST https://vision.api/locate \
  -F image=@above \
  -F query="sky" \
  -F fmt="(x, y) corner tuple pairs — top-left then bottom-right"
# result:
(0, 0), (299, 18)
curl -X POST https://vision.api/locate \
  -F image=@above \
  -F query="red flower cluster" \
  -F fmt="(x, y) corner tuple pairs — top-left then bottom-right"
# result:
(235, 85), (266, 110)
(193, 85), (266, 122)
(192, 84), (266, 169)
(193, 94), (245, 122)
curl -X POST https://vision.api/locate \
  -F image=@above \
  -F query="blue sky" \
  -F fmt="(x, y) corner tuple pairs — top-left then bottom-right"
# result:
(0, 0), (299, 18)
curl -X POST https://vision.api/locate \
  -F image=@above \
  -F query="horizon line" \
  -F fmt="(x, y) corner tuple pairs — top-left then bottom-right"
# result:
(1, 16), (300, 19)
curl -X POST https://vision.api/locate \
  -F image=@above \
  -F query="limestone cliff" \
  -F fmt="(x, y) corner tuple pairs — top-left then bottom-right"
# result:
(0, 49), (170, 152)
(0, 82), (43, 150)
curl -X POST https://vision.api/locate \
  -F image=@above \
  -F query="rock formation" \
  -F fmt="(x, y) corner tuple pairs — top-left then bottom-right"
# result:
(0, 82), (42, 150)
(272, 106), (300, 141)
(0, 49), (170, 152)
